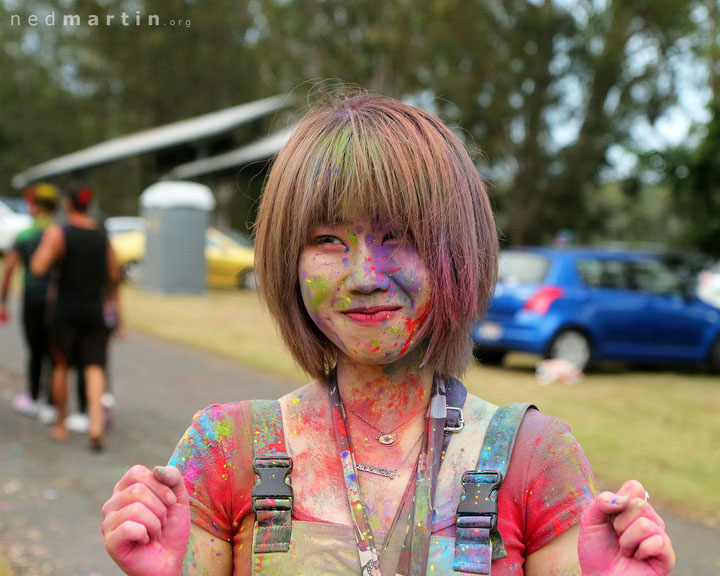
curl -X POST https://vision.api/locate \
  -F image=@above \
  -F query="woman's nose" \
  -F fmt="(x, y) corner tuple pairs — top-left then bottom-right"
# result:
(345, 257), (390, 294)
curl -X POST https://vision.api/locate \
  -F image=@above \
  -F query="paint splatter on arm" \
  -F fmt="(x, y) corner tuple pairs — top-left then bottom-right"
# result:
(507, 411), (597, 555)
(182, 524), (233, 575)
(169, 403), (254, 544)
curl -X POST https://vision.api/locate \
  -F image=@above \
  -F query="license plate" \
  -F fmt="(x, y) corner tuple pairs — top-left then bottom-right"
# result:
(480, 322), (503, 340)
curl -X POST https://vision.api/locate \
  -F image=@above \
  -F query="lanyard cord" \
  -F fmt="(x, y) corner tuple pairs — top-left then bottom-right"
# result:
(329, 370), (453, 576)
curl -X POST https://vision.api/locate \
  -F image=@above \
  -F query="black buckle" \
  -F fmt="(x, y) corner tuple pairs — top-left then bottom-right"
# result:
(252, 456), (293, 511)
(445, 406), (464, 432)
(456, 470), (502, 531)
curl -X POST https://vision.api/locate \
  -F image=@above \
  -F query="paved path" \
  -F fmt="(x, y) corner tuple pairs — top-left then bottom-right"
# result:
(0, 298), (718, 575)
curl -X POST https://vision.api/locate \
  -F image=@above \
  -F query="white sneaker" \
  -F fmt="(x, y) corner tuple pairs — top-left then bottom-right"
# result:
(38, 404), (58, 425)
(65, 412), (90, 433)
(12, 393), (39, 416)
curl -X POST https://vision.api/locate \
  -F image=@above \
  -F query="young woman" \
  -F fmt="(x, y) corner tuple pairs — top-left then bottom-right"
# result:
(31, 186), (121, 450)
(102, 93), (674, 575)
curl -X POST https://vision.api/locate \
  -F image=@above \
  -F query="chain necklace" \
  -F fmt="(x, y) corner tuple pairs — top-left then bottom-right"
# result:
(355, 433), (424, 479)
(343, 401), (428, 446)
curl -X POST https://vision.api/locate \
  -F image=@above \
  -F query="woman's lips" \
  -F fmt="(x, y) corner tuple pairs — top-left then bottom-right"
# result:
(341, 306), (401, 325)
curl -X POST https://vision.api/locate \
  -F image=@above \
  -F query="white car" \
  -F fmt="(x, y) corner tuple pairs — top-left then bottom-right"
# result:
(0, 197), (33, 253)
(698, 262), (720, 309)
(104, 216), (145, 238)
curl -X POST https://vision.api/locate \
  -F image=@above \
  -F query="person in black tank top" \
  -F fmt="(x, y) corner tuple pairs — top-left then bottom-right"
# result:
(31, 185), (122, 451)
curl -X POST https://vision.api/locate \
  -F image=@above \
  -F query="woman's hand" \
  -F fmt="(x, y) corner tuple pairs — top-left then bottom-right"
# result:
(102, 465), (191, 576)
(579, 480), (675, 576)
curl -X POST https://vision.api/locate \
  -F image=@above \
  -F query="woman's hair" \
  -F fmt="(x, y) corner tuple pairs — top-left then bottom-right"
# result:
(254, 92), (498, 382)
(66, 185), (93, 212)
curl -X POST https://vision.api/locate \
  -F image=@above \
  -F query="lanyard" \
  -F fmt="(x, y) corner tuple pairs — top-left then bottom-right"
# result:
(329, 370), (454, 576)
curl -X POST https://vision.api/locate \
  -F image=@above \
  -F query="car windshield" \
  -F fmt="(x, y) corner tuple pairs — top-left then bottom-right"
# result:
(498, 252), (550, 284)
(217, 228), (253, 248)
(0, 197), (29, 214)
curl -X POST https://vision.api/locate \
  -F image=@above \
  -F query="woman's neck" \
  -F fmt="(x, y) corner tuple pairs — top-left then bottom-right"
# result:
(335, 348), (435, 428)
(68, 212), (96, 228)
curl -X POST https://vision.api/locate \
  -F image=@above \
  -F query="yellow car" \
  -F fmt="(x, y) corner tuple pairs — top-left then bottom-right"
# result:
(108, 219), (255, 289)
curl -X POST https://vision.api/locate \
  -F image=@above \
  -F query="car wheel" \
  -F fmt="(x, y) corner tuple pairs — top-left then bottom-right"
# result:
(472, 347), (507, 366)
(124, 261), (143, 285)
(709, 337), (720, 374)
(548, 329), (591, 371)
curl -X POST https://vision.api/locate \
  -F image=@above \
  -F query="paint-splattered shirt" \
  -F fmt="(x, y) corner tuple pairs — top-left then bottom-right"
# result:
(169, 400), (596, 574)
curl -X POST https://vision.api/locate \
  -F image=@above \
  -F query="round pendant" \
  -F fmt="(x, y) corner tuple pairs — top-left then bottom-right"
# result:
(377, 433), (397, 446)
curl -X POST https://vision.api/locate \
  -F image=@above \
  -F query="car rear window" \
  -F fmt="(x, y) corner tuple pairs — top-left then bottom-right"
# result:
(577, 259), (629, 289)
(498, 252), (550, 284)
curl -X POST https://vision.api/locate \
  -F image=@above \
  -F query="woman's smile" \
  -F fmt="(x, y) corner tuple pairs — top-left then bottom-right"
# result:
(340, 305), (402, 326)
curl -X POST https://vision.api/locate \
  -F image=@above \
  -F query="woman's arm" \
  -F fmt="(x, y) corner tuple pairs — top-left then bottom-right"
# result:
(525, 525), (580, 576)
(183, 524), (233, 575)
(0, 249), (19, 323)
(525, 481), (675, 576)
(30, 225), (63, 276)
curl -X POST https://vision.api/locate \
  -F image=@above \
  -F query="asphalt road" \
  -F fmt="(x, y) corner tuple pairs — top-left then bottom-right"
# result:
(0, 298), (718, 575)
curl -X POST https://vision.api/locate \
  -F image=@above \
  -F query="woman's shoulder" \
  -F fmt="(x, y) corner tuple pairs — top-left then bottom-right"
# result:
(463, 392), (567, 434)
(278, 380), (328, 418)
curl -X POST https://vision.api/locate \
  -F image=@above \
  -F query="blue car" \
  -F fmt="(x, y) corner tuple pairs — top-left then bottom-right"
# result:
(471, 247), (720, 371)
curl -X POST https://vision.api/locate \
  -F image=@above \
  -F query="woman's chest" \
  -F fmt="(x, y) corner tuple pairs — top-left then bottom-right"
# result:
(277, 393), (495, 532)
(285, 423), (417, 530)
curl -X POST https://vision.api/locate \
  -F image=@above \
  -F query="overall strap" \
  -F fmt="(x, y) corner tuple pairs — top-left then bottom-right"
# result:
(250, 399), (293, 554)
(453, 402), (535, 575)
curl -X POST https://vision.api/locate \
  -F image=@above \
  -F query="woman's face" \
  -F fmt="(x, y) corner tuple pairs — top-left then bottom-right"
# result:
(298, 216), (432, 365)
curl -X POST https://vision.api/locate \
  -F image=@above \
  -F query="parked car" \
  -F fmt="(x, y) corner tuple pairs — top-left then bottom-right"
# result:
(0, 196), (32, 253)
(108, 218), (255, 289)
(472, 247), (720, 372)
(104, 216), (145, 237)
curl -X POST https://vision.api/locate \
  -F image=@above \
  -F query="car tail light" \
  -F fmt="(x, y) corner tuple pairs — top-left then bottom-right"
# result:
(522, 286), (564, 315)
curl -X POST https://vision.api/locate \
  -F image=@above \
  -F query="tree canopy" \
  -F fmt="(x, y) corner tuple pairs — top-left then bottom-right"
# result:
(1, 0), (716, 249)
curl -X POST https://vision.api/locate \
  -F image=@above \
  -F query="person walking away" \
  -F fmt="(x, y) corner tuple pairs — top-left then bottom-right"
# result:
(31, 185), (122, 451)
(0, 183), (59, 422)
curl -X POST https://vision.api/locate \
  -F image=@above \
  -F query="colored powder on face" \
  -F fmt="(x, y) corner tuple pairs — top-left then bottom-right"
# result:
(348, 231), (357, 245)
(305, 276), (331, 308)
(400, 300), (432, 355)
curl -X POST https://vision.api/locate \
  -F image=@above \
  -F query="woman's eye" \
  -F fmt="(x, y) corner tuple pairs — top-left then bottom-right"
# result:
(382, 233), (397, 244)
(314, 235), (343, 245)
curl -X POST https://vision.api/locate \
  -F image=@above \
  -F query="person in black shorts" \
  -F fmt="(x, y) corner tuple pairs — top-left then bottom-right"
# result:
(1, 184), (59, 420)
(31, 185), (122, 451)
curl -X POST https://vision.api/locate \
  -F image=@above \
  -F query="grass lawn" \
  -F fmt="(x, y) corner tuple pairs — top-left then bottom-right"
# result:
(120, 285), (720, 525)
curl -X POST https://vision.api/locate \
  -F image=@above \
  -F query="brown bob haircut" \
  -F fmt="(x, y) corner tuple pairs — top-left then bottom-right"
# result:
(254, 92), (498, 382)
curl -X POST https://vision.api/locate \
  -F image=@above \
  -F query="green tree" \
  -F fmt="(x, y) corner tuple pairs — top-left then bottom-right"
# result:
(665, 105), (720, 257)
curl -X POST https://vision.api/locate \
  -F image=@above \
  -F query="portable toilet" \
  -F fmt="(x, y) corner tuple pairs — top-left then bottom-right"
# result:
(139, 181), (216, 295)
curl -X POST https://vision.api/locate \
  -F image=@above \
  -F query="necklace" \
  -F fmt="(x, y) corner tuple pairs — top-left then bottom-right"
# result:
(344, 401), (428, 446)
(355, 433), (424, 479)
(330, 370), (461, 576)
